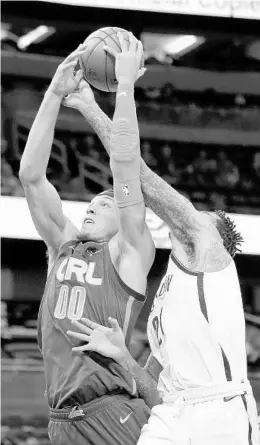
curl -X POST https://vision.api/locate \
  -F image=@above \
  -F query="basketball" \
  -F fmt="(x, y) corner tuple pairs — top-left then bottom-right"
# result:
(79, 27), (144, 93)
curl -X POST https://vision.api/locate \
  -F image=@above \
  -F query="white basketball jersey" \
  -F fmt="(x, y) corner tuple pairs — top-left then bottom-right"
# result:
(147, 253), (247, 397)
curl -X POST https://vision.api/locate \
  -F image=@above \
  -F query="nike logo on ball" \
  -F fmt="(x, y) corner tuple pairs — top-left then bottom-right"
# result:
(119, 412), (133, 424)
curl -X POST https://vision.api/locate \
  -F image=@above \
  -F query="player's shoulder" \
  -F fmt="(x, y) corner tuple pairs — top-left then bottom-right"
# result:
(46, 229), (79, 276)
(45, 216), (78, 256)
(197, 223), (233, 273)
(169, 233), (233, 275)
(47, 246), (58, 276)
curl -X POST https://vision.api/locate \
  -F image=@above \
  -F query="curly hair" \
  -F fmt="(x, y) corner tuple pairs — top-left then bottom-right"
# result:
(214, 210), (244, 258)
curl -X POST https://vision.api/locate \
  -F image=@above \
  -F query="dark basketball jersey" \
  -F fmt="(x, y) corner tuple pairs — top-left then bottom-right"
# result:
(37, 240), (146, 409)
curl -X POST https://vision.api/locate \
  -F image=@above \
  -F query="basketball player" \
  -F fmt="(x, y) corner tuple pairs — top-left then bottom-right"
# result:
(65, 44), (259, 445)
(19, 37), (160, 445)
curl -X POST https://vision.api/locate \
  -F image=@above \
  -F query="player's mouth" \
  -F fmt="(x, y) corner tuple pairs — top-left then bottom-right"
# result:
(84, 218), (95, 224)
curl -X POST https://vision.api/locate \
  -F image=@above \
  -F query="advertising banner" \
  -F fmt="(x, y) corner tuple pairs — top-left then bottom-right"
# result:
(40, 0), (260, 20)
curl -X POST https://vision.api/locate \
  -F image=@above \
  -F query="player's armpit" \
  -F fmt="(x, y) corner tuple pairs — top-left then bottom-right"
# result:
(22, 176), (77, 250)
(112, 222), (155, 295)
(117, 220), (155, 280)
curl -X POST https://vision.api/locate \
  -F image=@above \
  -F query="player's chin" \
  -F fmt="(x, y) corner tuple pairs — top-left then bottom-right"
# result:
(77, 227), (105, 243)
(77, 227), (95, 241)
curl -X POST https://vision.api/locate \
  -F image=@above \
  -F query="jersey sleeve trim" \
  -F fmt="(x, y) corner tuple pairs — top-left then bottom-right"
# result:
(170, 252), (199, 276)
(58, 240), (78, 257)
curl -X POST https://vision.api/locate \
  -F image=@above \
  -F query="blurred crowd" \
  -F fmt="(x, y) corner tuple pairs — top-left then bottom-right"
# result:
(113, 85), (260, 131)
(1, 417), (49, 445)
(144, 50), (260, 73)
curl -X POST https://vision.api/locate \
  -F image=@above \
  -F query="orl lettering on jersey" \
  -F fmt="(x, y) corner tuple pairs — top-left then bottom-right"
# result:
(56, 257), (102, 286)
(54, 257), (102, 321)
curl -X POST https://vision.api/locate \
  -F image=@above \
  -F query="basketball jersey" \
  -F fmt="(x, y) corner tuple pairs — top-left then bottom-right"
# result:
(147, 253), (247, 397)
(38, 240), (146, 409)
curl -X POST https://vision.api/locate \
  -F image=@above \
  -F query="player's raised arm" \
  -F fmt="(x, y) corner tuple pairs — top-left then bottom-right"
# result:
(104, 33), (155, 278)
(19, 44), (87, 261)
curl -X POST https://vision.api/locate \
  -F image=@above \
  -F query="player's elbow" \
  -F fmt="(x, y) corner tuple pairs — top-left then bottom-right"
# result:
(19, 165), (44, 186)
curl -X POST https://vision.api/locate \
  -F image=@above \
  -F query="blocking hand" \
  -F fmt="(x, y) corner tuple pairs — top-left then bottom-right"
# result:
(67, 317), (128, 361)
(48, 43), (88, 97)
(104, 31), (146, 85)
(62, 79), (96, 110)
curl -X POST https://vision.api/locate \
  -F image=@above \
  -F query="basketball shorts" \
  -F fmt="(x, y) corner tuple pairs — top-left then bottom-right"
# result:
(48, 393), (150, 445)
(137, 393), (259, 445)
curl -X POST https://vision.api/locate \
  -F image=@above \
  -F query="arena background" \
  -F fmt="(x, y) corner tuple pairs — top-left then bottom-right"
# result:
(1, 0), (260, 443)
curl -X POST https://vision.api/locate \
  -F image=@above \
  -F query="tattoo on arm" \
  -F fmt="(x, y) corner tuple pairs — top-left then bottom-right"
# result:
(140, 161), (202, 233)
(118, 350), (161, 409)
(79, 102), (112, 155)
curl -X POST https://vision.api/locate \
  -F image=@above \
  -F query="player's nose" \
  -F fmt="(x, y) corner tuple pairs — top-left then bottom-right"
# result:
(87, 207), (96, 215)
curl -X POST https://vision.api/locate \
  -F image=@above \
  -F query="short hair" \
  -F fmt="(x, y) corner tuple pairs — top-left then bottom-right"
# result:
(214, 210), (244, 258)
(97, 189), (114, 199)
